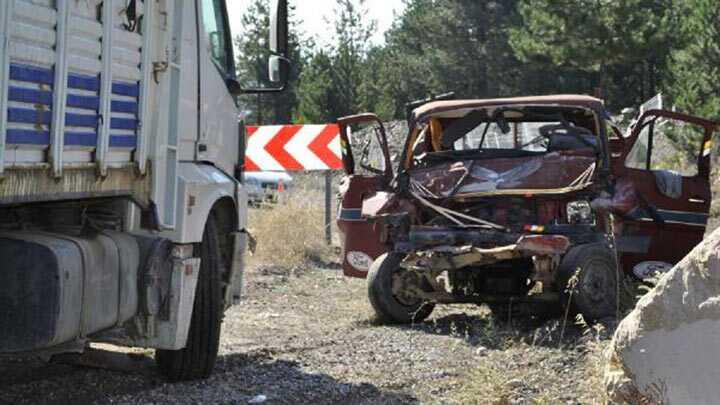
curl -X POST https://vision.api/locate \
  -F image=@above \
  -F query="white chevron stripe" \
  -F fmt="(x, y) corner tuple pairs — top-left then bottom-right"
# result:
(246, 125), (284, 171)
(285, 125), (329, 170)
(328, 132), (341, 160)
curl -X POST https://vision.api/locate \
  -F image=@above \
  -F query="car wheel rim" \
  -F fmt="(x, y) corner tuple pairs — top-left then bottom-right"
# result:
(391, 267), (423, 307)
(580, 258), (613, 304)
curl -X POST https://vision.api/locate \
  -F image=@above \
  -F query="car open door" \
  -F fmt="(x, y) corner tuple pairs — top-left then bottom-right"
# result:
(336, 113), (393, 278)
(614, 109), (718, 276)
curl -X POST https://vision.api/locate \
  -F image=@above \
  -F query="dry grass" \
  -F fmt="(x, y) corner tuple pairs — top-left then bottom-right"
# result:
(248, 183), (335, 271)
(446, 271), (665, 405)
(447, 319), (612, 405)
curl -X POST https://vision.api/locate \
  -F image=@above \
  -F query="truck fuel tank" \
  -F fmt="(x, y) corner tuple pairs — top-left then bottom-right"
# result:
(0, 231), (141, 353)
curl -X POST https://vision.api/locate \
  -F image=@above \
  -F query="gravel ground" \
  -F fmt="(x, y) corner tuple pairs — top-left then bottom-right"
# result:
(0, 264), (611, 404)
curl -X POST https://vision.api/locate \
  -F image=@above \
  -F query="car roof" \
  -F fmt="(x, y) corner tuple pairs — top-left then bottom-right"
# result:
(411, 95), (605, 122)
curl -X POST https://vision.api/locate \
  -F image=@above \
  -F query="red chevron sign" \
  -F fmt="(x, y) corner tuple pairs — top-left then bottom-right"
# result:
(245, 125), (343, 171)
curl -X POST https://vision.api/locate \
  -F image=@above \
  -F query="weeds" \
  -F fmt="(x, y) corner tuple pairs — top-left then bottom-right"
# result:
(248, 184), (334, 272)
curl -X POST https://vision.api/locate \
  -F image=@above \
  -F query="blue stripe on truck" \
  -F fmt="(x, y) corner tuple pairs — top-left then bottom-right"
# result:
(110, 118), (138, 131)
(8, 63), (134, 97)
(112, 82), (140, 97)
(67, 73), (100, 92)
(111, 100), (138, 114)
(8, 108), (98, 128)
(67, 94), (100, 110)
(66, 113), (98, 128)
(109, 135), (137, 148)
(64, 132), (97, 146)
(6, 129), (98, 146)
(8, 89), (101, 112)
(9, 64), (54, 85)
(8, 87), (53, 105)
(6, 129), (50, 145)
(8, 108), (52, 125)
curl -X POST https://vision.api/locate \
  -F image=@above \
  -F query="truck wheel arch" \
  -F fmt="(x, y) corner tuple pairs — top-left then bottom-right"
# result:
(159, 163), (247, 308)
(161, 163), (245, 244)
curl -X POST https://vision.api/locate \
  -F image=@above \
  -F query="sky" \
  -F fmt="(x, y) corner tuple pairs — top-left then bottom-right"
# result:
(228, 0), (406, 46)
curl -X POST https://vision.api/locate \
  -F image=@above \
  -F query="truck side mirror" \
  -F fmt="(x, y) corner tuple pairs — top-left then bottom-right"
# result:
(268, 55), (290, 84)
(268, 55), (281, 83)
(268, 0), (289, 86)
(239, 0), (290, 94)
(270, 0), (288, 56)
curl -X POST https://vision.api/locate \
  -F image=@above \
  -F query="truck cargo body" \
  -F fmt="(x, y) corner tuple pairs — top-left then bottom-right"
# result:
(0, 0), (152, 205)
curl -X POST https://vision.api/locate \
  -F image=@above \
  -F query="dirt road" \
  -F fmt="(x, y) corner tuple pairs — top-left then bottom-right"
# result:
(0, 263), (609, 404)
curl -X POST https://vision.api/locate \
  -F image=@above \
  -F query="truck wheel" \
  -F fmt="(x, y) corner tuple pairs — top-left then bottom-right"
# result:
(156, 215), (224, 381)
(557, 243), (618, 322)
(367, 253), (435, 324)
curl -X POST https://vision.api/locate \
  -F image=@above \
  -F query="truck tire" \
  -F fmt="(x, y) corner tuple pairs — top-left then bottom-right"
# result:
(156, 215), (224, 381)
(556, 242), (618, 322)
(367, 253), (435, 324)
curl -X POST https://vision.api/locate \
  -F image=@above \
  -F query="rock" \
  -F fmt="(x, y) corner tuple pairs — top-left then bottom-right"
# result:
(248, 394), (267, 404)
(506, 378), (524, 389)
(605, 228), (720, 404)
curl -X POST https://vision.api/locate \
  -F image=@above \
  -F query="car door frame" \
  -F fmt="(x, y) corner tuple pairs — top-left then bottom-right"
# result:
(613, 109), (718, 271)
(336, 113), (394, 278)
(338, 113), (393, 179)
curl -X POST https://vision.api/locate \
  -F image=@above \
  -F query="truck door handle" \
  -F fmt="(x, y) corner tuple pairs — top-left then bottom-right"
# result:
(689, 197), (706, 204)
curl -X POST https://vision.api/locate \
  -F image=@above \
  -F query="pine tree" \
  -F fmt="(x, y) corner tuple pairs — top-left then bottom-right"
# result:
(668, 0), (720, 121)
(297, 0), (377, 122)
(510, 0), (677, 110)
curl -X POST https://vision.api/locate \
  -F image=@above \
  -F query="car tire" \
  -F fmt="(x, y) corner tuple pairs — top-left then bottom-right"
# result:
(156, 215), (224, 381)
(557, 242), (618, 322)
(367, 253), (435, 324)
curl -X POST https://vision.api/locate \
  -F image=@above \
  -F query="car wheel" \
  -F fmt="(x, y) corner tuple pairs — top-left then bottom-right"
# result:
(557, 243), (618, 322)
(367, 253), (435, 324)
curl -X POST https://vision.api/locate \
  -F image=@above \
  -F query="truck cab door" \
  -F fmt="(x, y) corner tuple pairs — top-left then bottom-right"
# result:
(615, 109), (718, 276)
(336, 113), (393, 278)
(197, 0), (239, 175)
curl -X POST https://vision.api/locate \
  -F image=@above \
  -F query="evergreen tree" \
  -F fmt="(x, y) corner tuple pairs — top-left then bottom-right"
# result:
(510, 0), (677, 110)
(369, 0), (526, 118)
(668, 0), (720, 121)
(297, 0), (377, 122)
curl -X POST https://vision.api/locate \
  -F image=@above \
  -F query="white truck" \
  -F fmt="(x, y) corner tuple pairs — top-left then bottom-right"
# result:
(0, 0), (289, 381)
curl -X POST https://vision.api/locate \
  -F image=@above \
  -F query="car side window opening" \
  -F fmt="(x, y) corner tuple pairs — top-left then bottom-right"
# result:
(351, 125), (387, 176)
(625, 117), (703, 177)
(625, 120), (652, 170)
(201, 0), (235, 78)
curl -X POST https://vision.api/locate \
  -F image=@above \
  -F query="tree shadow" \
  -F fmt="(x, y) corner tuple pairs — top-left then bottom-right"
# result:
(383, 308), (604, 351)
(0, 350), (417, 405)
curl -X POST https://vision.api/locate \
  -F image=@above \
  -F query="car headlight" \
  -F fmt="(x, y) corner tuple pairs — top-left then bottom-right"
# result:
(567, 200), (594, 224)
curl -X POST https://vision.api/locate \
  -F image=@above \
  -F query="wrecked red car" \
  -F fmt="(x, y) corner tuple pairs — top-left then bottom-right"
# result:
(336, 95), (718, 323)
